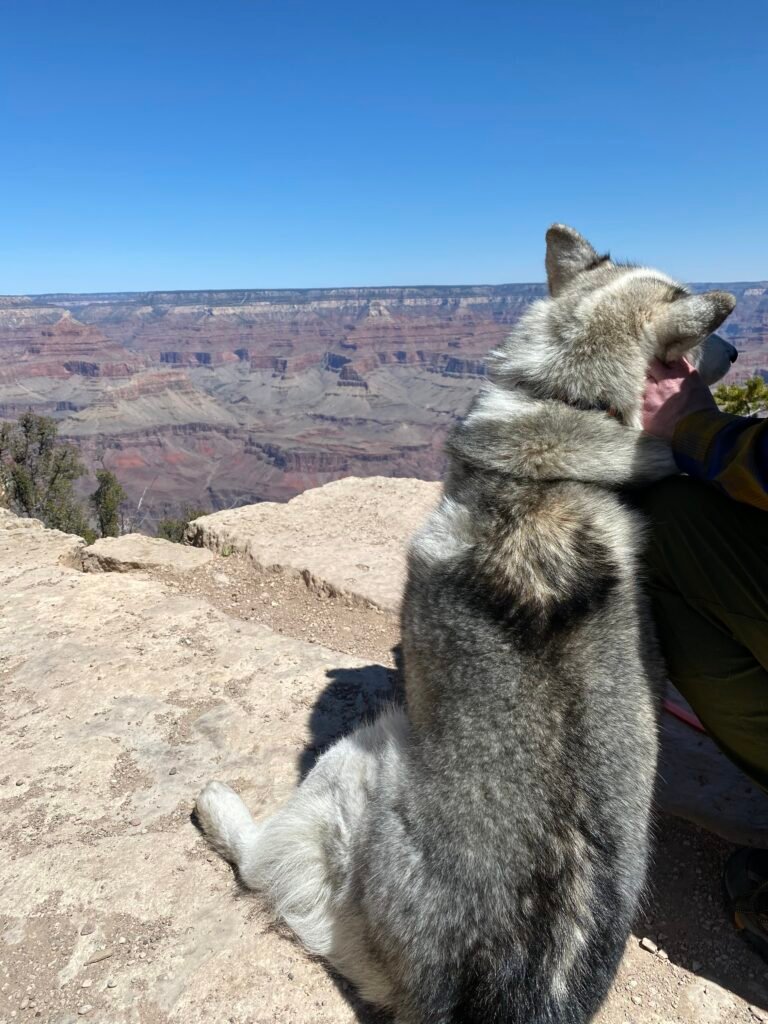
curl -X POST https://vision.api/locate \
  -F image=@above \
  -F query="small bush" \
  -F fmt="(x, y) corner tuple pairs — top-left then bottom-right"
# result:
(91, 469), (127, 538)
(157, 506), (206, 544)
(0, 412), (92, 538)
(0, 413), (128, 541)
(714, 376), (768, 416)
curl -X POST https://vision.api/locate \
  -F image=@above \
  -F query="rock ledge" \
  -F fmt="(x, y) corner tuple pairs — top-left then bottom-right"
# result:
(187, 476), (440, 610)
(82, 533), (213, 573)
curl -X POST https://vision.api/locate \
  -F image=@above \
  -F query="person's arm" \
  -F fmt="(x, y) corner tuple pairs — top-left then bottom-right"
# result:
(643, 357), (768, 512)
(672, 410), (768, 511)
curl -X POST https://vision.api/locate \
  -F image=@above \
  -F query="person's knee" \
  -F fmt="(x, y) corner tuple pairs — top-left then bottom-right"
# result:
(636, 475), (720, 523)
(633, 477), (732, 590)
(635, 470), (768, 610)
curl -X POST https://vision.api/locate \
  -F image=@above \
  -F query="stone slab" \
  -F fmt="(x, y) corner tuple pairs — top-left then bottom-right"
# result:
(657, 689), (768, 848)
(82, 533), (213, 574)
(187, 476), (441, 610)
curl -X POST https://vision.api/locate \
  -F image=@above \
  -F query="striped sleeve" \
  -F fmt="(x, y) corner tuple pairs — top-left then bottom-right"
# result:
(672, 410), (768, 511)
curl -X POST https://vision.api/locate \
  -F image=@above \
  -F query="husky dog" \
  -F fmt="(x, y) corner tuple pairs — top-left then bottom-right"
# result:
(195, 226), (735, 1024)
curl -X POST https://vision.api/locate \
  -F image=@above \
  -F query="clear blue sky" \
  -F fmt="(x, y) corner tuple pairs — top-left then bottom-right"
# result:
(1, 0), (766, 293)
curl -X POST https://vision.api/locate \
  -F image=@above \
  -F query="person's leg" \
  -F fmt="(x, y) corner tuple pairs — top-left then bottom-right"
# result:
(635, 476), (768, 792)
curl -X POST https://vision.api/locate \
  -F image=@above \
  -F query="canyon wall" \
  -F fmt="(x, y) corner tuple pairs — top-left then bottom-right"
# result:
(0, 281), (765, 527)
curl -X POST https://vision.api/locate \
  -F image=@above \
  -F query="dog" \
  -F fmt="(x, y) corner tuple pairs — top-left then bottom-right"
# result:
(195, 225), (735, 1023)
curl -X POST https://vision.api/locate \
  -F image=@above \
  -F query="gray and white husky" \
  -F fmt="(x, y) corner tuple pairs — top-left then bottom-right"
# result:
(195, 225), (735, 1023)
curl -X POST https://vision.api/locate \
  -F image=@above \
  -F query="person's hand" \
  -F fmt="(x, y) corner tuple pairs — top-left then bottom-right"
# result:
(642, 357), (718, 441)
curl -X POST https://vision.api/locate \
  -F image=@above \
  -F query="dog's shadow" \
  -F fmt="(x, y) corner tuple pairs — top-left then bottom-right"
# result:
(298, 644), (405, 780)
(322, 968), (393, 1024)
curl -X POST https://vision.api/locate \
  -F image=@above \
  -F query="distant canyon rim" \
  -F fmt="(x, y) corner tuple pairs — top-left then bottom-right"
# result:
(0, 281), (766, 529)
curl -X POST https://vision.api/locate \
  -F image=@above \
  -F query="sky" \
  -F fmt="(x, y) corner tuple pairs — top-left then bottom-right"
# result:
(0, 0), (766, 293)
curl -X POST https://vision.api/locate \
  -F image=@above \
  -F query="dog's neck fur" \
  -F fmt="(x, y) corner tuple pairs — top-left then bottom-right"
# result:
(509, 377), (620, 418)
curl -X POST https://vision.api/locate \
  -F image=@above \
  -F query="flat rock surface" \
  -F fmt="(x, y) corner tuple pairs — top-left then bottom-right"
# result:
(0, 511), (394, 1024)
(187, 476), (441, 610)
(2, 503), (768, 1024)
(82, 533), (213, 573)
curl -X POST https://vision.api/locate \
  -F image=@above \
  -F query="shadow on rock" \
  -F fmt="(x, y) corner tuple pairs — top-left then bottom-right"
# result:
(326, 969), (394, 1024)
(298, 644), (404, 780)
(637, 811), (768, 1018)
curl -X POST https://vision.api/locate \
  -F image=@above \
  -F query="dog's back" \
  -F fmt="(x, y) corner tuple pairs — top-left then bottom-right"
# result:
(386, 473), (660, 1022)
(195, 225), (735, 1023)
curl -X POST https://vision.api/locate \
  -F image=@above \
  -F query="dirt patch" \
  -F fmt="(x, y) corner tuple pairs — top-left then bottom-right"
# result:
(109, 751), (155, 797)
(0, 906), (175, 1024)
(160, 552), (401, 667)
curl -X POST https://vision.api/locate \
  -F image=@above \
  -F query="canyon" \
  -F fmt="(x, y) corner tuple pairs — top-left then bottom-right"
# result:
(0, 280), (766, 528)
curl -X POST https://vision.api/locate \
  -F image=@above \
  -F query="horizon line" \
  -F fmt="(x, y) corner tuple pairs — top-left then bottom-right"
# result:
(2, 277), (766, 302)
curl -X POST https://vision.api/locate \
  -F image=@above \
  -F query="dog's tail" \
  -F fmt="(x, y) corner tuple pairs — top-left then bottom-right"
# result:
(194, 776), (346, 958)
(194, 780), (263, 877)
(194, 719), (405, 1008)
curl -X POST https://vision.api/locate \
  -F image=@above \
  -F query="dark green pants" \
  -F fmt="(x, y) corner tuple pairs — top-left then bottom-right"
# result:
(636, 477), (768, 792)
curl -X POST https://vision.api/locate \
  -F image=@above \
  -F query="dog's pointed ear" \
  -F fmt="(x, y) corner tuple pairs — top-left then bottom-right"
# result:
(545, 224), (600, 296)
(653, 290), (736, 361)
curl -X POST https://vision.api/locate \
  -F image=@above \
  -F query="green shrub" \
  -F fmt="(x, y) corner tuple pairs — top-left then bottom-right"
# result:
(714, 376), (768, 416)
(91, 469), (127, 538)
(0, 413), (129, 541)
(0, 412), (92, 538)
(157, 506), (206, 544)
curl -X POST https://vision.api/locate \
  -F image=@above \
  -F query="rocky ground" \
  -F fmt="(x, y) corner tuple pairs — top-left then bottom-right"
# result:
(2, 479), (768, 1024)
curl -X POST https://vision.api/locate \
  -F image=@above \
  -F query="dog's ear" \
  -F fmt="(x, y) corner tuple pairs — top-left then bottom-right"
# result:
(545, 224), (601, 296)
(652, 290), (736, 361)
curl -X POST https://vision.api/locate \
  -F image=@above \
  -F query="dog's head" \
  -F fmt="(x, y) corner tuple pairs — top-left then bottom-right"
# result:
(490, 224), (736, 425)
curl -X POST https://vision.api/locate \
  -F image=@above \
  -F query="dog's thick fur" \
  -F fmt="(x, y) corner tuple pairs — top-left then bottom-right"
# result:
(195, 226), (735, 1023)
